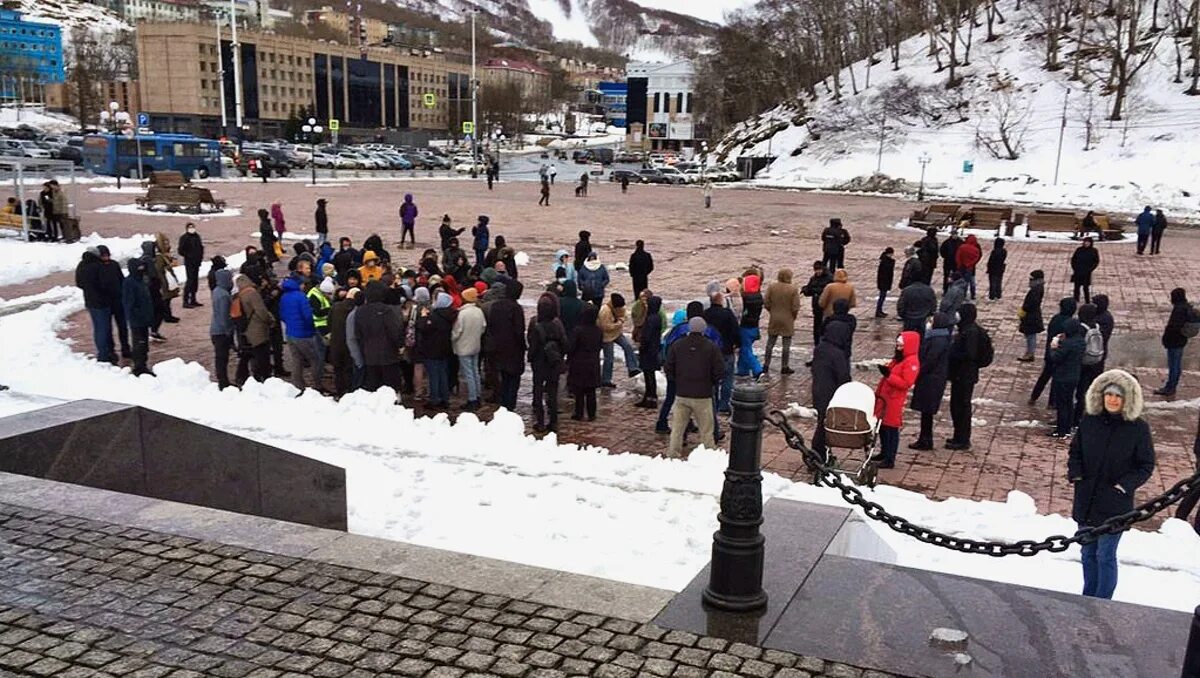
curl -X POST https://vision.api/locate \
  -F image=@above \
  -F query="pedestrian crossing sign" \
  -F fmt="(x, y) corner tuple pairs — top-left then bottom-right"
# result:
(329, 119), (340, 131)
(423, 93), (437, 108)
(462, 121), (475, 134)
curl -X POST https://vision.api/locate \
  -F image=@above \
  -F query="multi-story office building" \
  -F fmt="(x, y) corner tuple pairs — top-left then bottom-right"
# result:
(0, 9), (64, 102)
(135, 22), (470, 140)
(111, 0), (201, 24)
(625, 60), (706, 153)
(481, 58), (549, 103)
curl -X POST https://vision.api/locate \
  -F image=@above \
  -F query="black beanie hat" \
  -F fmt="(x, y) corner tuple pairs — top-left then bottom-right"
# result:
(610, 293), (625, 308)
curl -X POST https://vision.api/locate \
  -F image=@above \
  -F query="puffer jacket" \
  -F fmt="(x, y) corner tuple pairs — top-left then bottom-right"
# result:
(740, 274), (764, 329)
(1069, 369), (1155, 526)
(874, 331), (921, 428)
(278, 276), (315, 339)
(910, 313), (954, 414)
(209, 269), (234, 337)
(818, 269), (857, 316)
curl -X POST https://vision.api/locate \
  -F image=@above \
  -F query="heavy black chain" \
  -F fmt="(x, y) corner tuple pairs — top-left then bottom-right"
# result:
(766, 411), (1200, 556)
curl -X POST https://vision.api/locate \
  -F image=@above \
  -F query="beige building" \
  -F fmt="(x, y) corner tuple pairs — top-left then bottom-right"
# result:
(304, 6), (390, 46)
(481, 58), (550, 104)
(45, 80), (141, 123)
(135, 22), (471, 139)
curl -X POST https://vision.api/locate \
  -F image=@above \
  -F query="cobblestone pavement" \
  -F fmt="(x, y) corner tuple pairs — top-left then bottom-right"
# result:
(0, 502), (900, 678)
(4, 178), (1200, 521)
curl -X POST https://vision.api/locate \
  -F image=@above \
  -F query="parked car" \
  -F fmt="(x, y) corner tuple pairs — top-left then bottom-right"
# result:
(236, 149), (291, 177)
(657, 166), (688, 184)
(10, 140), (51, 158)
(454, 161), (485, 174)
(637, 169), (679, 185)
(404, 153), (437, 170)
(608, 169), (643, 184)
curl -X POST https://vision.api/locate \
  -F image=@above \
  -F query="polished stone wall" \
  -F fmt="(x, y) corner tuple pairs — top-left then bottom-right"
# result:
(0, 399), (346, 531)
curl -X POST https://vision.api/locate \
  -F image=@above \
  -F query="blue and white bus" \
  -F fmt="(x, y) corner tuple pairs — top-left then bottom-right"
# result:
(82, 133), (223, 179)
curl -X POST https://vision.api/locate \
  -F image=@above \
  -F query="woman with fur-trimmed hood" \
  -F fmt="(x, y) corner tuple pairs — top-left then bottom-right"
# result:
(1068, 369), (1155, 600)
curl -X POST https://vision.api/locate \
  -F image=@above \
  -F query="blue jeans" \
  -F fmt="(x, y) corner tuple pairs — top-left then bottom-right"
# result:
(1024, 333), (1038, 355)
(875, 291), (887, 316)
(459, 353), (481, 403)
(879, 425), (899, 464)
(736, 326), (763, 377)
(962, 270), (976, 299)
(1079, 529), (1122, 599)
(717, 353), (735, 412)
(425, 359), (449, 404)
(1166, 346), (1184, 392)
(87, 307), (114, 363)
(602, 334), (639, 384)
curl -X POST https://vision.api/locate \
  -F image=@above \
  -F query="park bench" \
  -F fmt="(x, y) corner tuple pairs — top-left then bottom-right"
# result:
(136, 186), (226, 213)
(143, 170), (188, 189)
(1026, 209), (1078, 234)
(909, 202), (963, 229)
(0, 210), (54, 241)
(965, 205), (1013, 231)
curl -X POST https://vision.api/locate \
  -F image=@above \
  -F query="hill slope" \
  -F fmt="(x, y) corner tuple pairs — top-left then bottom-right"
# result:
(714, 0), (1200, 218)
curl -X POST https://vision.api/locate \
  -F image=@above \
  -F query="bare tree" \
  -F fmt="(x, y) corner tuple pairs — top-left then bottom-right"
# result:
(974, 73), (1032, 159)
(1079, 0), (1167, 117)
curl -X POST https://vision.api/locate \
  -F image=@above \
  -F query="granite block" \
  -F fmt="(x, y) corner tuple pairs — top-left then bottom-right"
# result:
(257, 445), (347, 531)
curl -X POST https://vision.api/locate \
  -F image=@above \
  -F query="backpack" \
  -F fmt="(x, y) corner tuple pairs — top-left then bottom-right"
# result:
(975, 327), (995, 368)
(1184, 305), (1200, 339)
(537, 323), (563, 370)
(1082, 324), (1105, 364)
(229, 294), (249, 333)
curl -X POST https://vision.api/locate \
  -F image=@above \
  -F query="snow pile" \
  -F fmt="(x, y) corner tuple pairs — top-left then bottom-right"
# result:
(0, 232), (151, 288)
(890, 219), (1134, 245)
(0, 107), (81, 134)
(716, 0), (1200, 218)
(94, 204), (243, 219)
(1, 288), (1199, 611)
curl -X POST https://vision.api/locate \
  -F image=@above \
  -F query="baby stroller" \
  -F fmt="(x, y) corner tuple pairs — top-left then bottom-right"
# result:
(819, 381), (883, 487)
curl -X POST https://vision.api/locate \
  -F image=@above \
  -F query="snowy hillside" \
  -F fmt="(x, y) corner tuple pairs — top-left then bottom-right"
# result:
(714, 0), (1200, 218)
(19, 0), (130, 37)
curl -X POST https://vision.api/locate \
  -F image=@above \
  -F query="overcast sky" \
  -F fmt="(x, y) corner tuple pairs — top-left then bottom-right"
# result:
(634, 0), (754, 24)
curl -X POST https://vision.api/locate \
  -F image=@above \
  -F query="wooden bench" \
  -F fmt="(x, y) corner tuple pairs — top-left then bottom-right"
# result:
(1026, 210), (1078, 233)
(966, 205), (1013, 231)
(0, 211), (47, 241)
(143, 170), (188, 189)
(910, 202), (964, 229)
(136, 186), (226, 213)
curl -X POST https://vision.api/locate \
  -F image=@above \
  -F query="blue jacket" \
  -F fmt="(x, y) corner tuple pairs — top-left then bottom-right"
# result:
(316, 242), (335, 272)
(661, 320), (723, 363)
(1136, 209), (1154, 235)
(209, 269), (234, 336)
(121, 259), (154, 329)
(278, 276), (315, 339)
(577, 263), (610, 300)
(472, 218), (490, 251)
(400, 193), (418, 225)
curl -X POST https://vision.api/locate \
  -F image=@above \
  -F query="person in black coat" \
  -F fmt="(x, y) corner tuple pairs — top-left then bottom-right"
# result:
(800, 261), (833, 349)
(875, 247), (895, 318)
(1070, 237), (1100, 304)
(178, 222), (204, 308)
(820, 218), (851, 271)
(1018, 270), (1046, 360)
(314, 198), (329, 247)
(1155, 286), (1191, 396)
(809, 318), (852, 455)
(939, 231), (962, 292)
(986, 238), (1007, 300)
(917, 228), (939, 285)
(1030, 295), (1076, 402)
(573, 230), (592, 272)
(896, 278), (936, 336)
(96, 245), (130, 359)
(636, 295), (663, 408)
(258, 209), (278, 264)
(487, 279), (527, 410)
(355, 281), (405, 392)
(1068, 369), (1154, 599)
(122, 258), (155, 377)
(947, 304), (989, 449)
(909, 312), (954, 450)
(899, 245), (924, 290)
(76, 248), (116, 364)
(1093, 294), (1114, 368)
(704, 294), (740, 414)
(629, 240), (654, 298)
(1049, 318), (1086, 436)
(527, 292), (567, 432)
(332, 237), (361, 283)
(1151, 209), (1167, 255)
(417, 292), (457, 409)
(567, 303), (603, 421)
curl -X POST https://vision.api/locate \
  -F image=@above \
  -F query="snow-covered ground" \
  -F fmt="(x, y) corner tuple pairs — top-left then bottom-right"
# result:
(717, 0), (1200, 219)
(0, 232), (151, 289)
(890, 219), (1136, 244)
(0, 280), (1198, 612)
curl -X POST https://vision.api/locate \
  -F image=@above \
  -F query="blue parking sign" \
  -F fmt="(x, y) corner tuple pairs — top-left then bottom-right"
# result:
(137, 112), (150, 127)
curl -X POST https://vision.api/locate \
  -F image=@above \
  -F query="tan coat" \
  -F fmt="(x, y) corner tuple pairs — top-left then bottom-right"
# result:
(763, 269), (801, 337)
(236, 278), (275, 347)
(598, 303), (627, 343)
(818, 269), (857, 316)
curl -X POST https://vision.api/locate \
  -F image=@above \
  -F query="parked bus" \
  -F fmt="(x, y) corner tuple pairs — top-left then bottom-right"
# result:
(82, 133), (223, 179)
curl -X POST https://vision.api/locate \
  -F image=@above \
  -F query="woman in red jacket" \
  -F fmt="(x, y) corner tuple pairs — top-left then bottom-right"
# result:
(875, 331), (922, 469)
(955, 234), (982, 300)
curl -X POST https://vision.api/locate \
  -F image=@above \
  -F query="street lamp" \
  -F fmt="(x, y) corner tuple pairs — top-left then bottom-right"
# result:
(301, 117), (323, 186)
(917, 152), (931, 202)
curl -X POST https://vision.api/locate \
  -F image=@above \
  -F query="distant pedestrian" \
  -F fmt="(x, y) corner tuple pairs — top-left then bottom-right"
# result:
(939, 271), (968, 317)
(809, 319), (852, 455)
(736, 274), (765, 378)
(1069, 369), (1155, 599)
(896, 276), (936, 337)
(1018, 270), (1046, 361)
(314, 198), (329, 248)
(573, 231), (593, 272)
(763, 268), (800, 374)
(986, 238), (1007, 300)
(471, 215), (490, 269)
(1075, 303), (1106, 427)
(820, 218), (851, 271)
(1070, 237), (1100, 304)
(703, 181), (713, 209)
(874, 331), (921, 469)
(1151, 209), (1167, 255)
(875, 247), (895, 317)
(578, 252), (609, 307)
(899, 245), (924, 289)
(575, 173), (589, 197)
(539, 178), (550, 206)
(908, 312), (954, 451)
(270, 202), (286, 237)
(1094, 294), (1115, 369)
(620, 173), (629, 193)
(635, 295), (664, 409)
(1029, 297), (1077, 405)
(178, 222), (204, 309)
(954, 234), (981, 299)
(122, 257), (155, 377)
(548, 164), (557, 184)
(947, 304), (992, 449)
(1154, 287), (1193, 396)
(438, 213), (464, 260)
(598, 293), (641, 387)
(801, 261), (833, 349)
(629, 240), (654, 298)
(209, 269), (234, 389)
(567, 303), (603, 421)
(1135, 206), (1154, 255)
(665, 317), (725, 458)
(399, 193), (419, 248)
(917, 228), (939, 285)
(527, 292), (566, 432)
(939, 230), (962, 292)
(1049, 318), (1086, 437)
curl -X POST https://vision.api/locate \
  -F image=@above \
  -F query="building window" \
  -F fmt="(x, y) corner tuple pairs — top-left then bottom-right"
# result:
(685, 93), (693, 113)
(676, 93), (682, 113)
(653, 92), (660, 113)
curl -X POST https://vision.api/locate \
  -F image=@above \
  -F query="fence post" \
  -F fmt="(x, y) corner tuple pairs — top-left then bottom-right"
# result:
(702, 382), (768, 612)
(1183, 606), (1200, 677)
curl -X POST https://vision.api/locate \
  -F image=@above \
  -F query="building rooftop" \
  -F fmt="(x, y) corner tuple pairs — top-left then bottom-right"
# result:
(482, 58), (549, 76)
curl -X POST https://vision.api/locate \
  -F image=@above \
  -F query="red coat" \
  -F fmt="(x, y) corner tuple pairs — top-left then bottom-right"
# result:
(874, 331), (921, 428)
(955, 235), (982, 272)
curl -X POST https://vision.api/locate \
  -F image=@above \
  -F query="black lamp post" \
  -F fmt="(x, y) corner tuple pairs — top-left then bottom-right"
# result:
(302, 117), (323, 186)
(917, 152), (931, 202)
(702, 382), (768, 612)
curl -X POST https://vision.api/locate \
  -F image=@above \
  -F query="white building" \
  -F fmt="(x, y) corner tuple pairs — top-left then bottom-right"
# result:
(113, 0), (202, 23)
(624, 60), (703, 153)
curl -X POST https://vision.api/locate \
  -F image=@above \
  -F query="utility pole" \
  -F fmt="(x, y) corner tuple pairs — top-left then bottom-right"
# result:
(470, 8), (479, 178)
(216, 15), (227, 133)
(1053, 89), (1068, 185)
(876, 115), (885, 174)
(230, 0), (244, 135)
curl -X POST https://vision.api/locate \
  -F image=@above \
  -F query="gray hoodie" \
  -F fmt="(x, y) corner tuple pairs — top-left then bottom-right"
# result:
(209, 269), (234, 336)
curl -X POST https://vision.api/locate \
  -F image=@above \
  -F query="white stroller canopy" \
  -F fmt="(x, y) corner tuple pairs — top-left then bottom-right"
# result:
(827, 381), (878, 429)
